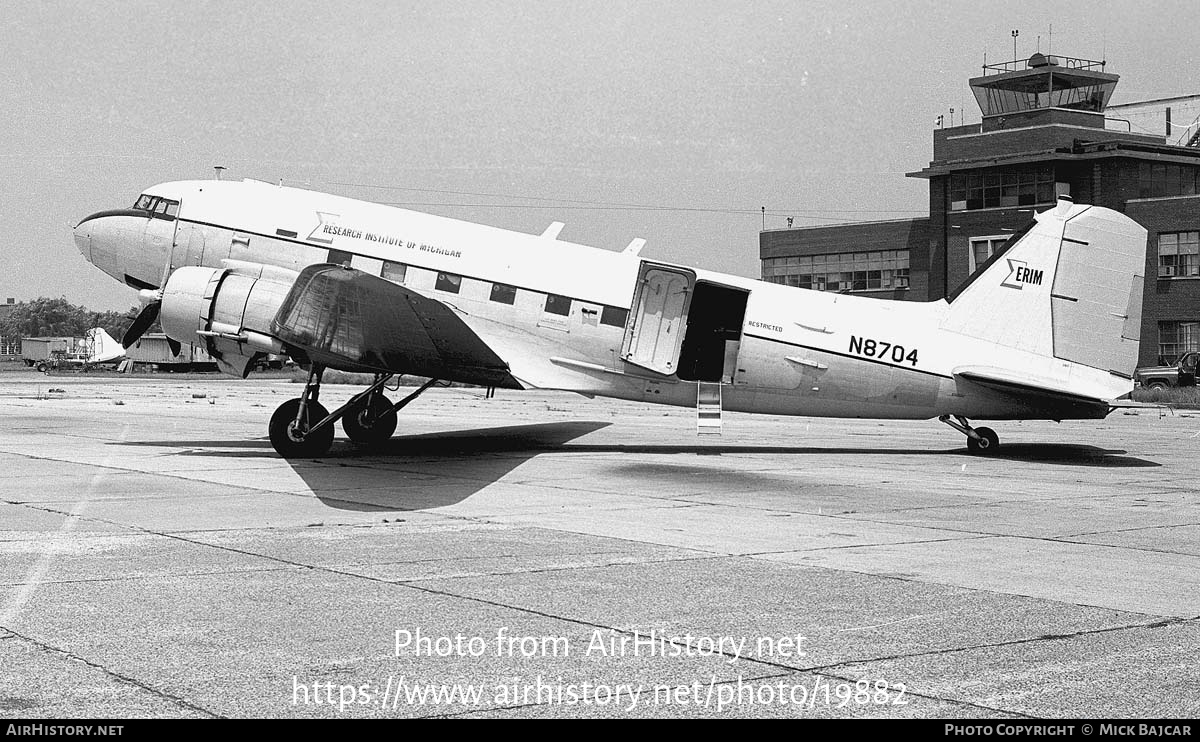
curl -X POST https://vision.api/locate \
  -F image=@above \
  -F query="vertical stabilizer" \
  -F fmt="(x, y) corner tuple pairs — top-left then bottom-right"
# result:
(87, 328), (126, 364)
(943, 198), (1147, 376)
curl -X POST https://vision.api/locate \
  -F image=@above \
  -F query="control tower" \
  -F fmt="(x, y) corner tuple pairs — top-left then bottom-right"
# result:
(763, 51), (1200, 369)
(969, 53), (1119, 131)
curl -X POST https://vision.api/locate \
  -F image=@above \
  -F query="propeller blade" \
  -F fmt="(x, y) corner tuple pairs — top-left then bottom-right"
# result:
(122, 302), (160, 349)
(167, 338), (181, 357)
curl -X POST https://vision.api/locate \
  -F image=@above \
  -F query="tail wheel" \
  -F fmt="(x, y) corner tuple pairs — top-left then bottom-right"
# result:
(269, 398), (333, 458)
(967, 426), (1000, 454)
(342, 394), (397, 444)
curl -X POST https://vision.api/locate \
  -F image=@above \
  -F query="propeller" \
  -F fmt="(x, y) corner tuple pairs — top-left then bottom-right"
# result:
(123, 245), (182, 356)
(122, 293), (161, 349)
(123, 296), (181, 356)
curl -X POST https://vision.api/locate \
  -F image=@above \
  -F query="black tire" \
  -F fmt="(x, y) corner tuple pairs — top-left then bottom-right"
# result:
(966, 426), (1000, 454)
(1146, 380), (1169, 391)
(268, 398), (334, 458)
(35, 361), (47, 373)
(342, 394), (397, 444)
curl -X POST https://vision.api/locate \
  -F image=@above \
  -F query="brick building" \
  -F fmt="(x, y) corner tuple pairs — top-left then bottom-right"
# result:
(0, 298), (18, 360)
(761, 53), (1200, 368)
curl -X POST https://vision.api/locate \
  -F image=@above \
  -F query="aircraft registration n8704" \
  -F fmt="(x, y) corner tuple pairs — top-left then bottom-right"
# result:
(72, 180), (1147, 457)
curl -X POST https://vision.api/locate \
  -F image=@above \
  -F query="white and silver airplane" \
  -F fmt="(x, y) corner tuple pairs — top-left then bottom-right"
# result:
(72, 179), (1146, 457)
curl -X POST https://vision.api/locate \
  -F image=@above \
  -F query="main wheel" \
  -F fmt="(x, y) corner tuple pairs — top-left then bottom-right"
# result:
(966, 426), (1000, 454)
(342, 394), (397, 444)
(268, 398), (334, 458)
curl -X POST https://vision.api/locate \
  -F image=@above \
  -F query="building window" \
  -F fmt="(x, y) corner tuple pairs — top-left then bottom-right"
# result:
(1158, 232), (1200, 278)
(1159, 321), (1200, 365)
(950, 166), (1056, 211)
(761, 250), (909, 293)
(327, 249), (353, 266)
(1137, 162), (1200, 199)
(435, 272), (462, 293)
(381, 261), (406, 284)
(489, 283), (517, 304)
(544, 294), (571, 316)
(969, 236), (1010, 275)
(0, 337), (17, 356)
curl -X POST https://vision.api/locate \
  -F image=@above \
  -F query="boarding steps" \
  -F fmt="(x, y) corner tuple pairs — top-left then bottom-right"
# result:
(696, 382), (723, 435)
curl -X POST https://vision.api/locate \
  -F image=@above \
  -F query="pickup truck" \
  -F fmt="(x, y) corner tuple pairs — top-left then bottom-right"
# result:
(1134, 351), (1200, 390)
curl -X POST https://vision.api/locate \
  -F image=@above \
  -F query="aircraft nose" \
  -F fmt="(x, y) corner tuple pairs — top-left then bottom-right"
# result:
(73, 219), (93, 260)
(73, 209), (151, 286)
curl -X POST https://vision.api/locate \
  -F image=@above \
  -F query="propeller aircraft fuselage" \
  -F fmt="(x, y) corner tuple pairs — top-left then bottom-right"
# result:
(72, 179), (1148, 457)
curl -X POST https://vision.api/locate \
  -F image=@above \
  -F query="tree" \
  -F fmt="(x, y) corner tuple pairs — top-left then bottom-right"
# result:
(0, 297), (140, 343)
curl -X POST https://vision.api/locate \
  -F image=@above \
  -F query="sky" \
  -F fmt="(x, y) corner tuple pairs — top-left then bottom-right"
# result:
(3, 0), (1198, 310)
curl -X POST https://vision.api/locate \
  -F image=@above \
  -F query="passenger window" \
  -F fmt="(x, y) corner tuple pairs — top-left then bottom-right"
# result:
(544, 294), (571, 316)
(435, 272), (462, 293)
(490, 283), (516, 305)
(381, 261), (406, 284)
(600, 306), (628, 327)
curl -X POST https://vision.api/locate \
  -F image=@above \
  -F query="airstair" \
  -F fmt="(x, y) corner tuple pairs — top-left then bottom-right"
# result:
(696, 382), (723, 435)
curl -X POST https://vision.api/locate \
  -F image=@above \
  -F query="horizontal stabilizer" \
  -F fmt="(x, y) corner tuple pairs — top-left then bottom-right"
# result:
(953, 366), (1111, 411)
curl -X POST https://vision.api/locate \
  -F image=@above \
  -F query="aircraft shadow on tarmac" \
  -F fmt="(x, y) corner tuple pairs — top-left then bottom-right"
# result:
(112, 423), (1158, 512)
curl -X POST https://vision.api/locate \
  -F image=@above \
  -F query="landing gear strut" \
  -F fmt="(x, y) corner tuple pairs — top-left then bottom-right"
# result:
(267, 366), (440, 458)
(269, 365), (333, 458)
(939, 414), (1000, 455)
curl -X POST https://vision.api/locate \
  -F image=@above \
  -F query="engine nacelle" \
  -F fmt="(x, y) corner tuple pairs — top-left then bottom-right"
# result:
(160, 263), (298, 377)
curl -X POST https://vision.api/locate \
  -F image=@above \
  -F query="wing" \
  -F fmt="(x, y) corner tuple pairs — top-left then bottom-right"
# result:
(271, 264), (522, 389)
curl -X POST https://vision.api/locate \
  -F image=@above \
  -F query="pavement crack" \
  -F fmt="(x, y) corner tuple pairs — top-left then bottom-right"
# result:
(0, 625), (222, 718)
(804, 616), (1188, 674)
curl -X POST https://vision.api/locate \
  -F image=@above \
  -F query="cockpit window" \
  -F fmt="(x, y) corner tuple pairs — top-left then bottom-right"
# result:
(133, 193), (181, 220)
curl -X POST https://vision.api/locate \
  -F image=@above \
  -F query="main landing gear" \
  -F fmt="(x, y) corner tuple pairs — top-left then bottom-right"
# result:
(938, 415), (1000, 455)
(267, 365), (440, 458)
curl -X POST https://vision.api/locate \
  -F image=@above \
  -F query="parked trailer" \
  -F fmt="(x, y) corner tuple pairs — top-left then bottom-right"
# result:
(22, 337), (79, 368)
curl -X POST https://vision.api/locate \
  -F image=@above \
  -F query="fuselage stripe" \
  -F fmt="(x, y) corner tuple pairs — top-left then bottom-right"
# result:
(174, 216), (628, 311)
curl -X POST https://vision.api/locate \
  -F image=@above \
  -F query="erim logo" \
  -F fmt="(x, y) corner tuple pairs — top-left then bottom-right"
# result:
(1001, 259), (1043, 289)
(306, 212), (340, 245)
